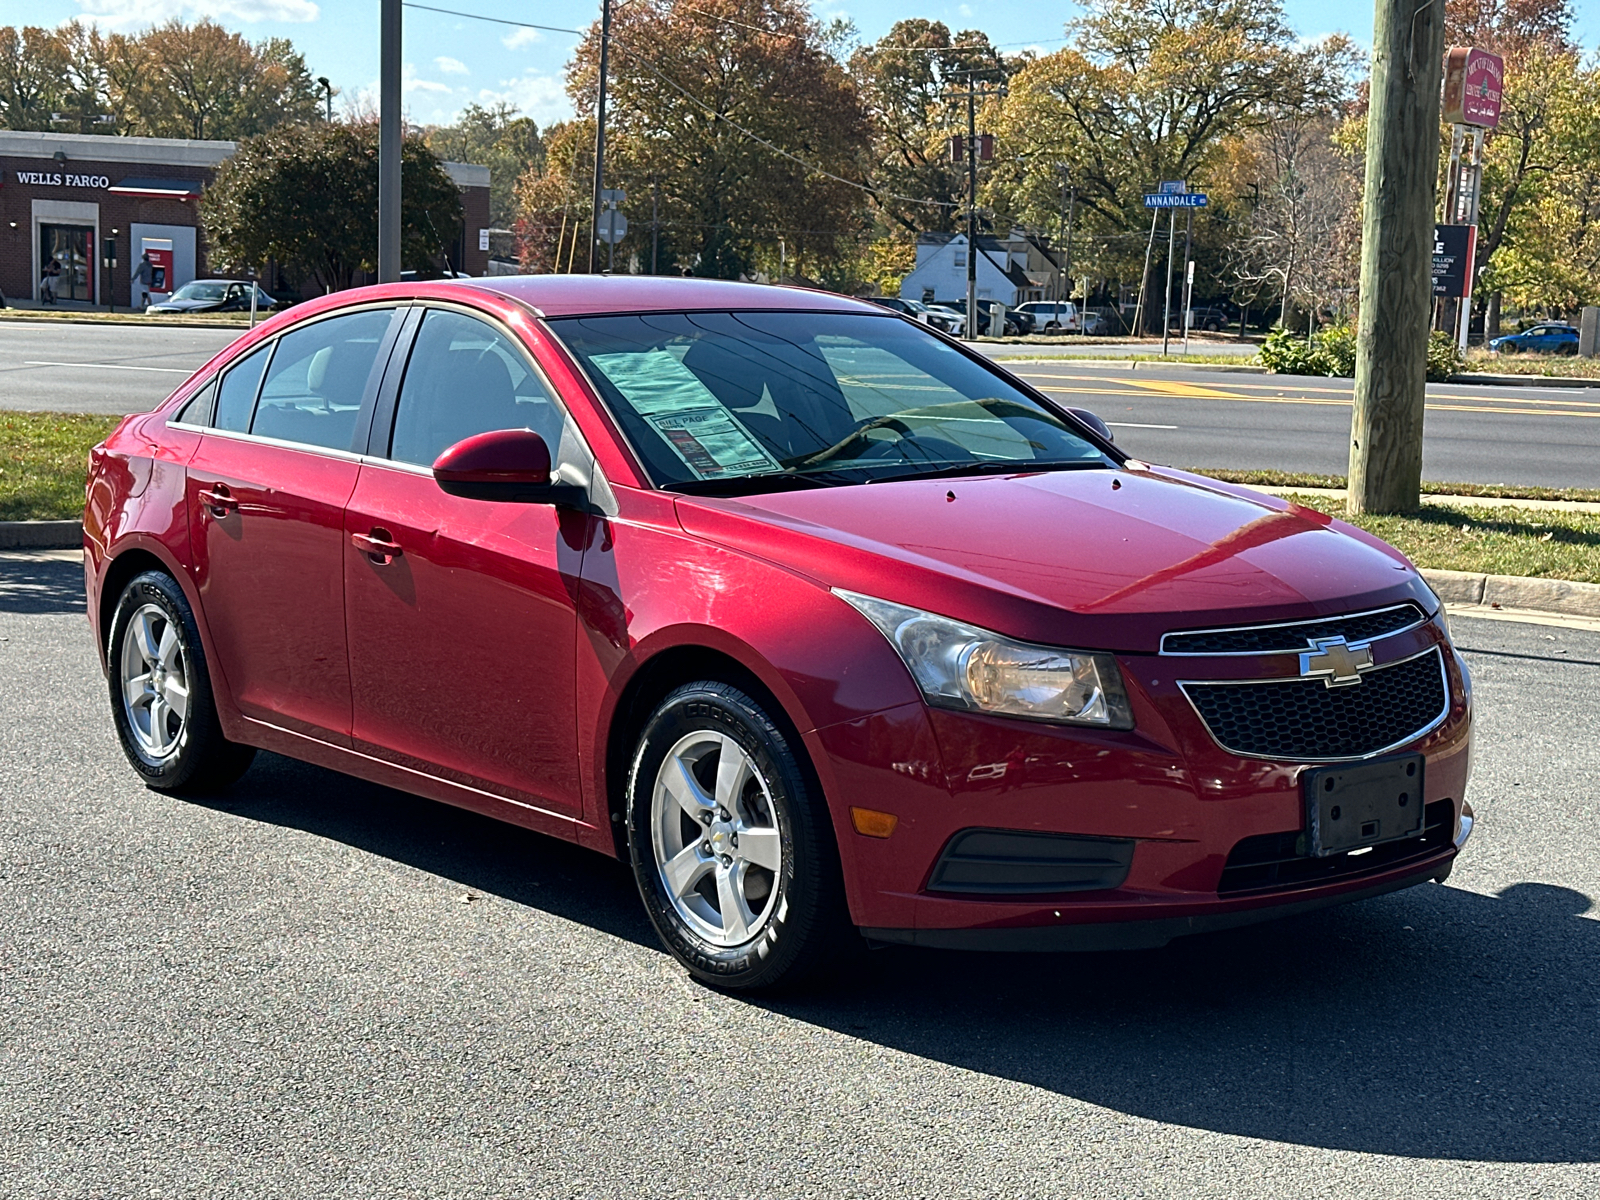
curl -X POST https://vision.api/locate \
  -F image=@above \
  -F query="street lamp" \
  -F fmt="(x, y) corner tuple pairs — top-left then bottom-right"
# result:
(318, 77), (333, 122)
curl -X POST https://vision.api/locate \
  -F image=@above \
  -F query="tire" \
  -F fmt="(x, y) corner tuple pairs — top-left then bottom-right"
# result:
(107, 570), (256, 793)
(626, 681), (849, 992)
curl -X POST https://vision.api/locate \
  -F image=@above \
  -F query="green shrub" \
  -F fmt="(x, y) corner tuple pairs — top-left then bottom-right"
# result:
(1427, 330), (1466, 381)
(1259, 323), (1464, 382)
(1258, 326), (1327, 374)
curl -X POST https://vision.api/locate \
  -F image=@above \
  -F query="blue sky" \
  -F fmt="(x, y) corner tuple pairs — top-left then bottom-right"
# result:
(23, 0), (1600, 132)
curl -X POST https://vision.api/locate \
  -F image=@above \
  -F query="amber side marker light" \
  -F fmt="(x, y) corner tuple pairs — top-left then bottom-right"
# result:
(850, 807), (899, 838)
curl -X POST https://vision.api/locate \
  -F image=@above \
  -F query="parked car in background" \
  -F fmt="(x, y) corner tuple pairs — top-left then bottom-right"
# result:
(1489, 323), (1579, 354)
(85, 275), (1475, 993)
(1083, 306), (1128, 336)
(870, 296), (958, 335)
(1016, 301), (1080, 332)
(1185, 307), (1230, 332)
(926, 304), (967, 336)
(146, 280), (281, 315)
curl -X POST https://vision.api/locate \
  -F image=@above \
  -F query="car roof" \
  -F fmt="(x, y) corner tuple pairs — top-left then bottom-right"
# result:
(459, 274), (881, 318)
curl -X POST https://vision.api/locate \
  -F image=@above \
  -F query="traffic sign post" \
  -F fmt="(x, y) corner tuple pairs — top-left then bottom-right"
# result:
(597, 189), (627, 271)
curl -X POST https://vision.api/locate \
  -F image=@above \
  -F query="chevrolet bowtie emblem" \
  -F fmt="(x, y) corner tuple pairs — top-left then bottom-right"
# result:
(1299, 636), (1374, 687)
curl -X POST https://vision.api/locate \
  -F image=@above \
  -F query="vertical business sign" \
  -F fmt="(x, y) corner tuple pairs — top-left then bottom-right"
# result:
(1432, 224), (1476, 299)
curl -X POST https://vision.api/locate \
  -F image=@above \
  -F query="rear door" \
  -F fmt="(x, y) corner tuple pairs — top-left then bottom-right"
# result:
(186, 305), (403, 742)
(342, 305), (592, 817)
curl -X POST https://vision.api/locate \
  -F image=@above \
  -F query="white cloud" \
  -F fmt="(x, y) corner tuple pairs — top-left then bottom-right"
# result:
(479, 71), (569, 125)
(75, 0), (318, 27)
(957, 3), (973, 17)
(434, 55), (469, 75)
(501, 26), (542, 50)
(402, 62), (453, 94)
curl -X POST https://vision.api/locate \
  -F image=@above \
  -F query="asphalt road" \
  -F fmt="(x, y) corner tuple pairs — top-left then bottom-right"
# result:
(2, 550), (1597, 1197)
(0, 321), (240, 414)
(1, 320), (1597, 489)
(999, 361), (1600, 490)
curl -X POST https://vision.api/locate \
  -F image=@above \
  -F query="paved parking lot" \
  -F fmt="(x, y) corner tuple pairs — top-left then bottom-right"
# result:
(2, 553), (1598, 1197)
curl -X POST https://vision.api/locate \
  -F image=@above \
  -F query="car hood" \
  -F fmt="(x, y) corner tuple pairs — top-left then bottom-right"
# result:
(148, 298), (219, 312)
(672, 466), (1432, 653)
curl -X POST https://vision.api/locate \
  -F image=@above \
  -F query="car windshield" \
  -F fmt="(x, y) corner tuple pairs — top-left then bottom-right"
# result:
(171, 282), (229, 302)
(548, 310), (1112, 493)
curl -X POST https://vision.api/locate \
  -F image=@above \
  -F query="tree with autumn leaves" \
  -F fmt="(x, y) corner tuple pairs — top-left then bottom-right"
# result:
(515, 0), (872, 282)
(0, 18), (320, 140)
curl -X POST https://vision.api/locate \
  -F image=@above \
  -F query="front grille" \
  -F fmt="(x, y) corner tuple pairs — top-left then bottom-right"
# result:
(1161, 603), (1427, 655)
(1182, 647), (1448, 760)
(1217, 799), (1454, 895)
(927, 829), (1134, 896)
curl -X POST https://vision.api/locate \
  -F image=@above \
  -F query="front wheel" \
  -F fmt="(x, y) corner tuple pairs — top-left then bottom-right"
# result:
(627, 682), (848, 991)
(107, 570), (255, 793)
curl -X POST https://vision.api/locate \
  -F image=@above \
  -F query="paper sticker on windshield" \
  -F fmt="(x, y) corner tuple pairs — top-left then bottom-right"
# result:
(645, 408), (779, 478)
(588, 349), (779, 478)
(589, 349), (725, 417)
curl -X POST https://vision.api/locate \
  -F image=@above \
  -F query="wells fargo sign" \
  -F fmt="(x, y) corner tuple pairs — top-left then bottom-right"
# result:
(1443, 47), (1504, 129)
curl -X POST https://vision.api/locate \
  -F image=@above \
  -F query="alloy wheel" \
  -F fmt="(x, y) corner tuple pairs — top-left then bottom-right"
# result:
(650, 730), (784, 947)
(119, 603), (190, 759)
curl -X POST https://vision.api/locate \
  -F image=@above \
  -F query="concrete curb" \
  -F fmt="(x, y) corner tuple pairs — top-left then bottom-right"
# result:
(1421, 567), (1600, 619)
(0, 520), (82, 550)
(1446, 371), (1599, 389)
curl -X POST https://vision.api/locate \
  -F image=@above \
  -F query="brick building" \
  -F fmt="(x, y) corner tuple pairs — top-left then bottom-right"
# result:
(1, 130), (491, 309)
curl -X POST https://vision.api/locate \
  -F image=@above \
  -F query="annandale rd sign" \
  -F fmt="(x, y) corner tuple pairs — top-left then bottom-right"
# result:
(1144, 192), (1208, 208)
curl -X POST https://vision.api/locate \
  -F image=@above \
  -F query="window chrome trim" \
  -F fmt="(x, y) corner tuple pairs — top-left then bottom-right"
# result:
(1158, 602), (1430, 657)
(171, 420), (368, 464)
(1176, 644), (1451, 763)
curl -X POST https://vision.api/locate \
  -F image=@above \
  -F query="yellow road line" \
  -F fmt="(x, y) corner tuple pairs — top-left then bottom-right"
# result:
(1018, 370), (1600, 406)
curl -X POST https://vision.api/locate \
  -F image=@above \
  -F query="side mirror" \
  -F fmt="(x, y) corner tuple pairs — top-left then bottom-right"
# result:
(1066, 407), (1115, 444)
(433, 428), (556, 502)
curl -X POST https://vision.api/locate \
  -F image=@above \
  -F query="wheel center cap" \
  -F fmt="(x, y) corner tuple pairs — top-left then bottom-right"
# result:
(708, 822), (736, 857)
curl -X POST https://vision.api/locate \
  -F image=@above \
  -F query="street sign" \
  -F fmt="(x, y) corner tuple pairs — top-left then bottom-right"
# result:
(478, 228), (490, 252)
(600, 188), (626, 207)
(1158, 180), (1187, 194)
(598, 208), (628, 244)
(1144, 192), (1208, 208)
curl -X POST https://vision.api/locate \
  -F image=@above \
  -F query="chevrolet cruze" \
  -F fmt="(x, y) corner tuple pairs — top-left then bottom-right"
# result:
(85, 276), (1474, 990)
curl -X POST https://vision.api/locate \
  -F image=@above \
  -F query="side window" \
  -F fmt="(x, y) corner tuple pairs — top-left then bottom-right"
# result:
(213, 343), (272, 432)
(251, 309), (393, 451)
(171, 379), (216, 427)
(388, 309), (571, 468)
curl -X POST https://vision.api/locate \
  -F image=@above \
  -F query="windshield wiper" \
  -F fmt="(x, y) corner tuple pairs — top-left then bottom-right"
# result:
(862, 459), (1110, 484)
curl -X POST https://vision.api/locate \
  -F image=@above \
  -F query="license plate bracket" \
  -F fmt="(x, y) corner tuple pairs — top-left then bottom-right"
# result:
(1303, 754), (1425, 858)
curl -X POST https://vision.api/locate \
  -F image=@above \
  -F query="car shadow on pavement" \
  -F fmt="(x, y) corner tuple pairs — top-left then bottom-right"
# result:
(189, 749), (1598, 1164)
(188, 750), (657, 950)
(767, 879), (1600, 1164)
(0, 554), (84, 614)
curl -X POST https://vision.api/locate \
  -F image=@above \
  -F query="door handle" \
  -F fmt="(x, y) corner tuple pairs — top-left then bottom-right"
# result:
(352, 529), (403, 563)
(198, 485), (237, 516)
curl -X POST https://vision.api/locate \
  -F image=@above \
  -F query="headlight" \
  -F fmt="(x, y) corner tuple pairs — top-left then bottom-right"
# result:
(835, 590), (1134, 729)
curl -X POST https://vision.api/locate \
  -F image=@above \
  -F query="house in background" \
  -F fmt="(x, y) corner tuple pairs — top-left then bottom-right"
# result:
(898, 231), (1055, 308)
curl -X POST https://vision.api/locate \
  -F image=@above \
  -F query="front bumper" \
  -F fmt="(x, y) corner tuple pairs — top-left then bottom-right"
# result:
(810, 622), (1473, 945)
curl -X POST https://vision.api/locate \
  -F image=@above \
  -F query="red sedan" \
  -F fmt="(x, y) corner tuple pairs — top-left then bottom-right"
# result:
(84, 276), (1474, 990)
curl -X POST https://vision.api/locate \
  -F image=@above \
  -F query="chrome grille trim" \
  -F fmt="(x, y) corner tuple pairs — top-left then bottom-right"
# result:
(1159, 603), (1429, 657)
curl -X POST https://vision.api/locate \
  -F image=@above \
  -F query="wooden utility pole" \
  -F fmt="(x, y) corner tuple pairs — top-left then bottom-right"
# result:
(1348, 0), (1447, 514)
(587, 0), (613, 274)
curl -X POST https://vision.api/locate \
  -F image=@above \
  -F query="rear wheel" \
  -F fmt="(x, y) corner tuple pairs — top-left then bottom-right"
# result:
(627, 681), (848, 991)
(108, 570), (255, 793)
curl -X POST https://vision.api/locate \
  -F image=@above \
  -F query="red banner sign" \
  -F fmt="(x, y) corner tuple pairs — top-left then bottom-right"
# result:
(1443, 47), (1504, 128)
